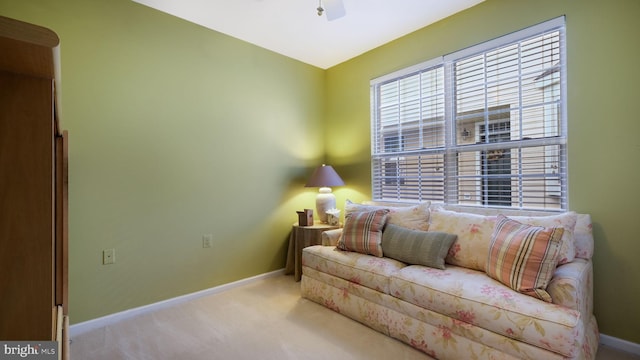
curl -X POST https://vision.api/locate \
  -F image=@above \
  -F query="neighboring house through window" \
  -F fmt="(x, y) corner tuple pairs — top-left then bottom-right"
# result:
(370, 17), (566, 210)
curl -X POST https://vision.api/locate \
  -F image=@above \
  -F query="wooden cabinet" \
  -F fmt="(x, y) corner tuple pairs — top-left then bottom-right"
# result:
(0, 15), (69, 358)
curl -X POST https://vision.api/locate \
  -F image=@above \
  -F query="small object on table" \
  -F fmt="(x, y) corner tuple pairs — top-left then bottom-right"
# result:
(296, 209), (314, 226)
(326, 208), (341, 226)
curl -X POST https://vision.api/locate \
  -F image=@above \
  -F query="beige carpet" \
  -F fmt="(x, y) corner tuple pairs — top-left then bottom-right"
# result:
(71, 274), (639, 360)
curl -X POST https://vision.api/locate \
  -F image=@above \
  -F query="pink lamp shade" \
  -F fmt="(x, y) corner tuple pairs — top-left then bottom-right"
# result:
(305, 164), (345, 188)
(305, 164), (344, 223)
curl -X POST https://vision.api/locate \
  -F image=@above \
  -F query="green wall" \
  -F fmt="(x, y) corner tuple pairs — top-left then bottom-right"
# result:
(2, 0), (639, 346)
(0, 0), (325, 323)
(325, 0), (640, 344)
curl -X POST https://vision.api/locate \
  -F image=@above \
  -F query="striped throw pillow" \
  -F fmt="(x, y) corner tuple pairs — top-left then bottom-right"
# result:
(485, 215), (564, 302)
(337, 209), (390, 257)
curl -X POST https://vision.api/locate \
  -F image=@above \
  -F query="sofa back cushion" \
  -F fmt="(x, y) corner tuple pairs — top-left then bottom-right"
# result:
(381, 224), (457, 269)
(429, 207), (496, 271)
(353, 202), (594, 262)
(346, 200), (430, 231)
(574, 214), (594, 259)
(485, 215), (563, 302)
(435, 204), (592, 261)
(505, 212), (577, 264)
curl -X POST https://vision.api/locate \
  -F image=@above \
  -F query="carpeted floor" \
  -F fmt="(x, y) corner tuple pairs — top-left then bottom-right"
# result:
(71, 274), (639, 360)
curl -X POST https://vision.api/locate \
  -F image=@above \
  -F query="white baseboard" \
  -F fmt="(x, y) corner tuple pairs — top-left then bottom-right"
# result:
(600, 333), (640, 355)
(69, 269), (285, 338)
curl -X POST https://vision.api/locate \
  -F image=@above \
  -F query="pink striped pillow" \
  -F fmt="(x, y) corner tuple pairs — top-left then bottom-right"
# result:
(485, 215), (563, 302)
(337, 209), (390, 257)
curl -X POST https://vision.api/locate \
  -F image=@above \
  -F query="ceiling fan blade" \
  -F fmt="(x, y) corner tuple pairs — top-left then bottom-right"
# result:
(323, 0), (346, 21)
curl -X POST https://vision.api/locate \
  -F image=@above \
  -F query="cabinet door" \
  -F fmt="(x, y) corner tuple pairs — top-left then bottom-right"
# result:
(0, 71), (56, 340)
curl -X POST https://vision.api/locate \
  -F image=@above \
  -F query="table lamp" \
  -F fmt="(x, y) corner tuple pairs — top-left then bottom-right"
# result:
(305, 164), (345, 223)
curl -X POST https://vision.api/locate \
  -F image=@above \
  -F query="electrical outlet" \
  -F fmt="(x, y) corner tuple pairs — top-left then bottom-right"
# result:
(103, 248), (116, 265)
(202, 234), (213, 248)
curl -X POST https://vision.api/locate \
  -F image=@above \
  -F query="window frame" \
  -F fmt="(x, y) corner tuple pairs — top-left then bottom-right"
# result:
(370, 17), (567, 211)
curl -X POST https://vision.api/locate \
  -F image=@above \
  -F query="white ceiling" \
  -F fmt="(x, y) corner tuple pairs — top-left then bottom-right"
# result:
(132, 0), (485, 69)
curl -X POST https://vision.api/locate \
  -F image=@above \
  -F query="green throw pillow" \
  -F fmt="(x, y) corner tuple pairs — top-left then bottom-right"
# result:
(381, 224), (457, 269)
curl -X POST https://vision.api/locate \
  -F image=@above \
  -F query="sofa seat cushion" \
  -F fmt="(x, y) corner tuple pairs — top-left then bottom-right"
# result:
(302, 245), (406, 294)
(389, 265), (582, 357)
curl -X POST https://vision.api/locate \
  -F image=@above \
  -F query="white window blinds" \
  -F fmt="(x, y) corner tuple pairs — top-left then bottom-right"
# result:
(371, 17), (566, 210)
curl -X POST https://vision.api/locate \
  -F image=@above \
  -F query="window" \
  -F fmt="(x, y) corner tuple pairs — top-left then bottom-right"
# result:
(371, 17), (566, 210)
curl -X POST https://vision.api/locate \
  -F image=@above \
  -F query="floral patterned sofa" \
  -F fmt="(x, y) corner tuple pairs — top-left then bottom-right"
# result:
(300, 202), (599, 359)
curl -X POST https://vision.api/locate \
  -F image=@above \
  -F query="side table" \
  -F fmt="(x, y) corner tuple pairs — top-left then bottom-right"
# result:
(285, 222), (339, 281)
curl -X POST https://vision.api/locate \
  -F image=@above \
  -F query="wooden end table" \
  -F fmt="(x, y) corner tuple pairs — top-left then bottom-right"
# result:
(285, 222), (339, 281)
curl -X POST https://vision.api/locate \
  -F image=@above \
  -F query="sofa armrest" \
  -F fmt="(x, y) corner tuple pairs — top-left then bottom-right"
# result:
(321, 229), (343, 246)
(547, 258), (593, 317)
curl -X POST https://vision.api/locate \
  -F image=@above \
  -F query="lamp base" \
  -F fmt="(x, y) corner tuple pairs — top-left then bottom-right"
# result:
(315, 187), (336, 223)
